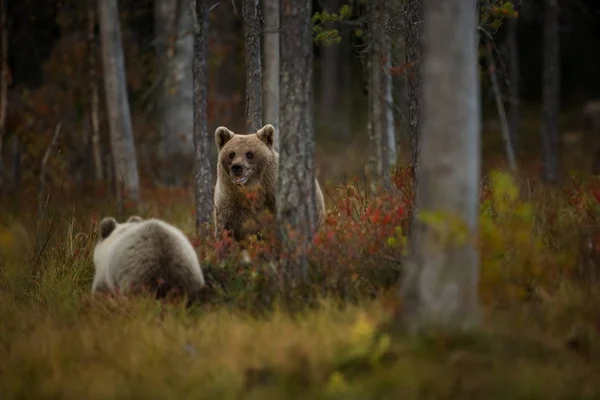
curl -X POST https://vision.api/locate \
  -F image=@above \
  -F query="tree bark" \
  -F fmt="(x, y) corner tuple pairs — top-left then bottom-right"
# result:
(88, 2), (103, 181)
(367, 0), (395, 191)
(98, 0), (140, 205)
(155, 0), (195, 186)
(404, 0), (422, 187)
(242, 0), (263, 133)
(277, 0), (317, 284)
(392, 5), (409, 150)
(382, 3), (396, 186)
(507, 6), (520, 155)
(487, 42), (517, 172)
(401, 0), (481, 332)
(320, 0), (342, 137)
(0, 0), (7, 189)
(541, 0), (560, 184)
(193, 0), (214, 236)
(262, 0), (279, 151)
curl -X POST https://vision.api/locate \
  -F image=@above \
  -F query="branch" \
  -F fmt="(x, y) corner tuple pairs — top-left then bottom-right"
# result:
(39, 122), (62, 216)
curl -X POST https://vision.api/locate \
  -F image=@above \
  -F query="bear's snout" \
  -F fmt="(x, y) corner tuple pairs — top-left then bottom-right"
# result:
(231, 163), (244, 176)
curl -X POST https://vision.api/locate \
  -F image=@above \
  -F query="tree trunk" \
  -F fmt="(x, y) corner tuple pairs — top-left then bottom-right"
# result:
(320, 0), (342, 137)
(155, 0), (195, 186)
(88, 2), (103, 181)
(367, 0), (395, 191)
(242, 0), (263, 133)
(382, 4), (396, 185)
(404, 0), (422, 186)
(507, 6), (519, 155)
(98, 0), (140, 205)
(541, 0), (560, 184)
(277, 0), (317, 284)
(0, 0), (7, 189)
(262, 0), (279, 151)
(193, 0), (214, 236)
(392, 5), (409, 150)
(211, 2), (244, 132)
(401, 0), (481, 332)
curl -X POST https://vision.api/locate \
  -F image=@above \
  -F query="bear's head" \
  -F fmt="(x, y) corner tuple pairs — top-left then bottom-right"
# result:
(215, 124), (276, 187)
(93, 215), (144, 275)
(97, 215), (143, 240)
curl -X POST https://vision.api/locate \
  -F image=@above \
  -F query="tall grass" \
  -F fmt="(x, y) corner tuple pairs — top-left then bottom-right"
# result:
(2, 164), (600, 398)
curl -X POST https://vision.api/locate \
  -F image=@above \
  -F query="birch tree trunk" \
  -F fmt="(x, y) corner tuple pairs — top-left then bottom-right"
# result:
(155, 0), (194, 186)
(401, 0), (481, 332)
(262, 0), (279, 151)
(507, 6), (520, 155)
(98, 0), (140, 205)
(193, 0), (213, 236)
(541, 0), (560, 184)
(242, 0), (263, 133)
(88, 1), (103, 181)
(277, 0), (317, 283)
(404, 0), (422, 186)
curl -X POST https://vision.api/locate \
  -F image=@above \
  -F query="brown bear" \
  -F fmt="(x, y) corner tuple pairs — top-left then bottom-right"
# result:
(213, 124), (326, 242)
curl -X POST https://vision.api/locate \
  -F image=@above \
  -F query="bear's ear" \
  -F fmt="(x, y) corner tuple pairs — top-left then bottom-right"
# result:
(215, 126), (234, 150)
(256, 124), (275, 149)
(99, 217), (117, 239)
(127, 215), (143, 223)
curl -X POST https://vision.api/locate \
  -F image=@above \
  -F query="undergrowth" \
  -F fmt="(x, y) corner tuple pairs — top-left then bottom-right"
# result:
(2, 167), (600, 398)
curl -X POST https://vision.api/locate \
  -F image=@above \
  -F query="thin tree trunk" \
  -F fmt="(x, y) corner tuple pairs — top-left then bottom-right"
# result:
(88, 2), (103, 181)
(404, 0), (422, 187)
(392, 6), (409, 150)
(39, 123), (62, 216)
(262, 0), (279, 151)
(193, 0), (214, 236)
(541, 0), (560, 184)
(320, 0), (342, 137)
(401, 0), (481, 332)
(487, 41), (517, 172)
(507, 7), (519, 154)
(368, 0), (395, 191)
(11, 134), (21, 192)
(382, 3), (396, 186)
(0, 0), (7, 188)
(277, 0), (317, 284)
(242, 0), (263, 133)
(98, 0), (140, 205)
(155, 0), (195, 186)
(368, 0), (383, 182)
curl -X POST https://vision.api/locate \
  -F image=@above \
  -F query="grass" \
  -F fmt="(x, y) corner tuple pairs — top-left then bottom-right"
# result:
(3, 122), (600, 398)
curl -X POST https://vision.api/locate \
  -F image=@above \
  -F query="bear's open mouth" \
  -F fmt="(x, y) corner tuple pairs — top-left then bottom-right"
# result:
(233, 174), (250, 185)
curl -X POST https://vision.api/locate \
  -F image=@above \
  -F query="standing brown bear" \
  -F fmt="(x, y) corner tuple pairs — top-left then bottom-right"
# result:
(213, 124), (326, 242)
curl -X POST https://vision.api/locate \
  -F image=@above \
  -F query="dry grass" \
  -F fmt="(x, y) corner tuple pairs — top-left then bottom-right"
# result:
(3, 128), (600, 398)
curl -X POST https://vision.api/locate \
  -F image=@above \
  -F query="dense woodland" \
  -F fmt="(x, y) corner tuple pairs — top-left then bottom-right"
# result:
(3, 0), (600, 398)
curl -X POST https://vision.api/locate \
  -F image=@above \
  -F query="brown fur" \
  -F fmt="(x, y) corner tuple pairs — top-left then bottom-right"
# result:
(213, 124), (326, 242)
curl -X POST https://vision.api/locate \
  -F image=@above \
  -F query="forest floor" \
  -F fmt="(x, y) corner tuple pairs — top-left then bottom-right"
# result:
(3, 107), (600, 399)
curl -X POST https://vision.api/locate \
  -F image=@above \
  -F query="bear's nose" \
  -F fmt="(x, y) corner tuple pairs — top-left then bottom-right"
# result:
(231, 163), (244, 176)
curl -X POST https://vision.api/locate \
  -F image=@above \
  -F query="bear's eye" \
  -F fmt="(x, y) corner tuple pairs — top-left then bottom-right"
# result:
(246, 152), (253, 159)
(229, 152), (235, 159)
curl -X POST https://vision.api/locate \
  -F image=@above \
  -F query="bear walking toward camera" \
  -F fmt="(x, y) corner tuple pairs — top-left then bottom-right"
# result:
(213, 124), (326, 242)
(92, 215), (206, 304)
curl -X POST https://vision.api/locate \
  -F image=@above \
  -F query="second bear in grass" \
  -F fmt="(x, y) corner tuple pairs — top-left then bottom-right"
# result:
(92, 215), (206, 305)
(213, 124), (326, 242)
